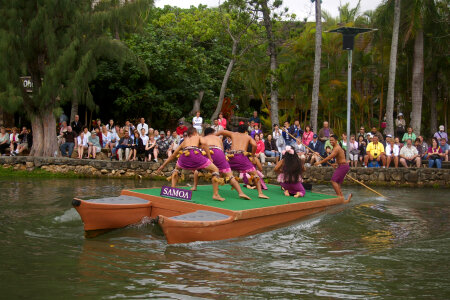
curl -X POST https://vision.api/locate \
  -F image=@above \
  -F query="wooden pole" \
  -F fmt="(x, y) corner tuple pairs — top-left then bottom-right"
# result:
(282, 128), (386, 198)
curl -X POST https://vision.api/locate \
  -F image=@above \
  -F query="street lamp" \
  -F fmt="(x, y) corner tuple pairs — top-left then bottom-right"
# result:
(328, 27), (376, 161)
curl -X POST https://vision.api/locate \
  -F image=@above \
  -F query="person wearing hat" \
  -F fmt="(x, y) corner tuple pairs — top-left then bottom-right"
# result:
(308, 134), (324, 166)
(87, 130), (101, 159)
(395, 113), (406, 138)
(176, 121), (188, 136)
(434, 125), (448, 143)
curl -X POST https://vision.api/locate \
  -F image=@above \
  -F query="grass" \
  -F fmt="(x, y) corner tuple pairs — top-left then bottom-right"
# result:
(0, 166), (84, 179)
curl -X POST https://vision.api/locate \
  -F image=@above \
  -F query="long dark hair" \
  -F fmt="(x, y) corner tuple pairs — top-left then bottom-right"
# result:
(282, 149), (304, 183)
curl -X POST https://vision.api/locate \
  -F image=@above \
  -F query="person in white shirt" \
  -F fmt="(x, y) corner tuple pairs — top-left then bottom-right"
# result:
(106, 119), (115, 134)
(77, 132), (88, 159)
(9, 127), (19, 155)
(101, 125), (113, 157)
(212, 119), (224, 132)
(272, 124), (285, 153)
(136, 118), (148, 135)
(192, 111), (203, 134)
(385, 135), (399, 168)
(82, 126), (91, 139)
(140, 128), (149, 146)
(399, 138), (421, 168)
(348, 135), (359, 167)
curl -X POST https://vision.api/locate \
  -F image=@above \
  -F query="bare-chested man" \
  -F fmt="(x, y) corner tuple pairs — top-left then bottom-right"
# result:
(192, 127), (250, 200)
(216, 125), (269, 199)
(314, 135), (351, 199)
(157, 127), (224, 201)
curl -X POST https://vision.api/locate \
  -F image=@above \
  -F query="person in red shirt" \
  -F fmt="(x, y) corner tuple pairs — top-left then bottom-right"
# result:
(254, 134), (266, 164)
(218, 112), (227, 129)
(176, 122), (188, 136)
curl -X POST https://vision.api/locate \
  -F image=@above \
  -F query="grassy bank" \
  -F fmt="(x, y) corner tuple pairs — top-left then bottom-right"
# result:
(0, 166), (84, 179)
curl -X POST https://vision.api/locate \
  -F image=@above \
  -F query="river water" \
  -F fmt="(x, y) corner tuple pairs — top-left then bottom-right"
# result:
(0, 178), (449, 299)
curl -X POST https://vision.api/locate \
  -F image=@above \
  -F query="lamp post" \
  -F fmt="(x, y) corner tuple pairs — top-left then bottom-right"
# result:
(328, 27), (376, 161)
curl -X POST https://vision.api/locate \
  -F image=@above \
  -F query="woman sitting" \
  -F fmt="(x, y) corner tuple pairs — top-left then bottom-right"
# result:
(145, 134), (158, 162)
(77, 132), (88, 159)
(274, 145), (305, 198)
(87, 131), (101, 159)
(101, 125), (113, 157)
(427, 137), (443, 168)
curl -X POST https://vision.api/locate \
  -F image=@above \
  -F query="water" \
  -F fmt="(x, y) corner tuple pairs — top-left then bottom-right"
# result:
(0, 178), (449, 299)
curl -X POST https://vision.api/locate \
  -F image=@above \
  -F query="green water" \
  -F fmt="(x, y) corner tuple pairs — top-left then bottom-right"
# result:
(0, 178), (449, 299)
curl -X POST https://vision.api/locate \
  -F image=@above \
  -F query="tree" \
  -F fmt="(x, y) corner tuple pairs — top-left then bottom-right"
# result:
(385, 0), (401, 136)
(311, 0), (322, 133)
(0, 0), (151, 156)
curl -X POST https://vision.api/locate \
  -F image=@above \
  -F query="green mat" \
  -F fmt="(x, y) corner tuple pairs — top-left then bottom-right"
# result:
(129, 184), (337, 211)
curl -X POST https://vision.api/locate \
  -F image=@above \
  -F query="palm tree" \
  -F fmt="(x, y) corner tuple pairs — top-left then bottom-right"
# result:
(385, 0), (401, 136)
(311, 0), (322, 133)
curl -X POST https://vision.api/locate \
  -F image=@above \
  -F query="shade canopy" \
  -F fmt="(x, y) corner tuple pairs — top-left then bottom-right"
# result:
(328, 27), (376, 50)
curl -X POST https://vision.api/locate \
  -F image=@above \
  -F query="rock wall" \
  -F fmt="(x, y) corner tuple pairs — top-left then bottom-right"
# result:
(1, 156), (449, 187)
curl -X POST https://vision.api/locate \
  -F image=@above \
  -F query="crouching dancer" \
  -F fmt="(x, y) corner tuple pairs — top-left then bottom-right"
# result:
(193, 128), (251, 200)
(274, 146), (305, 198)
(216, 125), (269, 199)
(157, 127), (225, 201)
(314, 135), (351, 199)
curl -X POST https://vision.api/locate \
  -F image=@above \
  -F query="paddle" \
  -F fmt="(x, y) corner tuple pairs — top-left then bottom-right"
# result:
(281, 128), (386, 198)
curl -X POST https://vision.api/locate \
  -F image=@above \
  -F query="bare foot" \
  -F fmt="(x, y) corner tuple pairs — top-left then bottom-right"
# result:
(258, 194), (269, 199)
(213, 195), (225, 201)
(191, 187), (197, 191)
(239, 193), (251, 200)
(284, 190), (290, 197)
(245, 185), (256, 190)
(293, 192), (303, 198)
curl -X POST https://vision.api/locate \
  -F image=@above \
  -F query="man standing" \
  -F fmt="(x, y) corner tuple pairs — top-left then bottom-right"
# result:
(136, 118), (148, 136)
(318, 121), (334, 143)
(434, 125), (448, 143)
(399, 138), (421, 168)
(364, 135), (386, 168)
(249, 111), (260, 125)
(314, 135), (351, 199)
(192, 111), (203, 134)
(216, 125), (269, 199)
(70, 115), (82, 135)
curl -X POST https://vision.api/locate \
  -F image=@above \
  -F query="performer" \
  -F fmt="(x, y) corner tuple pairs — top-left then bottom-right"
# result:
(192, 128), (250, 200)
(216, 125), (269, 199)
(274, 146), (305, 197)
(157, 127), (225, 201)
(240, 156), (268, 190)
(314, 135), (351, 199)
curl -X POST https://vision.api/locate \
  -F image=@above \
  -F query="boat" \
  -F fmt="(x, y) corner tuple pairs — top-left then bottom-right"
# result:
(73, 184), (351, 244)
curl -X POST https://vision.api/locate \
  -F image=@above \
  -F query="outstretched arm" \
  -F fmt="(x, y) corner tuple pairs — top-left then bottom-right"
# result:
(215, 130), (233, 138)
(157, 141), (183, 172)
(274, 159), (284, 173)
(315, 148), (338, 166)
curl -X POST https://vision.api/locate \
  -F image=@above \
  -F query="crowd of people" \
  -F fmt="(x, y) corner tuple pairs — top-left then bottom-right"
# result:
(0, 111), (448, 170)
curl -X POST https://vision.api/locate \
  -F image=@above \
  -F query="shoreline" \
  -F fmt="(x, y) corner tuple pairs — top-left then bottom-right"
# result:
(1, 156), (449, 188)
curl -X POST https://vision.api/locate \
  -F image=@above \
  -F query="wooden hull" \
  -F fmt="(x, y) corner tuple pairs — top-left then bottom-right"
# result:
(72, 198), (152, 231)
(156, 196), (350, 244)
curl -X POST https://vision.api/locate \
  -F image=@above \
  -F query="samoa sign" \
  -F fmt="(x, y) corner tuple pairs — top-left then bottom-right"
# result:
(160, 186), (192, 201)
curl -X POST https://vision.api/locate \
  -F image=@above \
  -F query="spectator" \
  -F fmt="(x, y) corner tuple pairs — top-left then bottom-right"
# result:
(399, 138), (421, 168)
(148, 128), (154, 137)
(60, 126), (76, 158)
(168, 131), (181, 153)
(140, 128), (149, 147)
(357, 135), (367, 166)
(77, 132), (88, 159)
(109, 126), (120, 159)
(323, 146), (336, 165)
(9, 127), (19, 155)
(94, 127), (102, 148)
(176, 121), (188, 136)
(358, 127), (368, 139)
(249, 111), (260, 125)
(16, 127), (31, 155)
(414, 137), (428, 160)
(82, 126), (91, 139)
(259, 132), (265, 143)
(282, 121), (295, 146)
(250, 123), (262, 139)
(58, 121), (68, 146)
(129, 129), (144, 161)
(180, 131), (188, 144)
(218, 112), (227, 129)
(395, 113), (406, 138)
(87, 131), (101, 159)
(117, 131), (133, 161)
(145, 134), (158, 162)
(293, 138), (307, 162)
(427, 137), (443, 168)
(264, 134), (280, 163)
(348, 135), (359, 167)
(0, 127), (10, 156)
(154, 130), (160, 140)
(318, 121), (334, 143)
(394, 136), (403, 149)
(418, 136), (429, 158)
(223, 136), (232, 152)
(125, 120), (135, 135)
(71, 115), (82, 135)
(402, 126), (416, 144)
(292, 120), (303, 138)
(248, 120), (255, 133)
(364, 135), (386, 168)
(339, 133), (348, 151)
(385, 135), (399, 168)
(308, 134), (324, 166)
(136, 118), (148, 136)
(370, 127), (384, 142)
(439, 138), (449, 161)
(156, 132), (172, 160)
(302, 125), (314, 147)
(212, 119), (224, 132)
(254, 134), (265, 164)
(106, 119), (115, 133)
(101, 125), (113, 156)
(192, 111), (203, 134)
(434, 125), (448, 142)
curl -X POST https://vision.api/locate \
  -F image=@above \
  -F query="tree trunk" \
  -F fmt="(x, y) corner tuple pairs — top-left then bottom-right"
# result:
(261, 1), (279, 128)
(386, 0), (401, 136)
(42, 109), (59, 157)
(30, 115), (44, 157)
(311, 0), (322, 133)
(211, 40), (238, 121)
(429, 75), (438, 136)
(70, 93), (78, 123)
(410, 28), (424, 135)
(190, 91), (204, 117)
